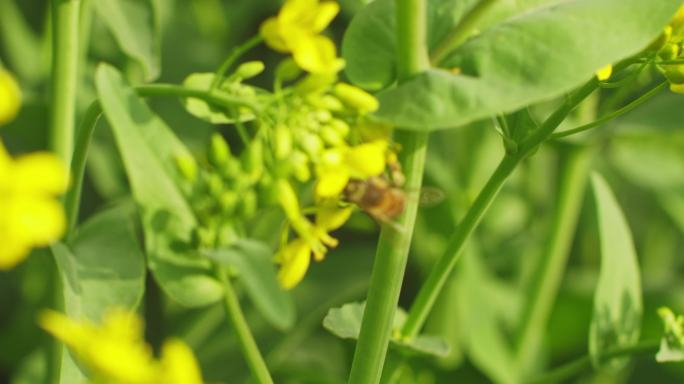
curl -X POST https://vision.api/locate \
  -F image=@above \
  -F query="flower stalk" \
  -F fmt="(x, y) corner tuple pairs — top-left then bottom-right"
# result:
(347, 0), (429, 383)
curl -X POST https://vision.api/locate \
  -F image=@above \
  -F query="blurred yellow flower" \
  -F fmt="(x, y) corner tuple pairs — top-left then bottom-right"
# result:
(0, 141), (68, 270)
(0, 68), (21, 126)
(39, 309), (203, 384)
(261, 0), (345, 74)
(315, 140), (388, 198)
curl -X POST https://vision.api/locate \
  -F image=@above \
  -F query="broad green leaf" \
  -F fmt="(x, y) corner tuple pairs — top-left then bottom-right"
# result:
(323, 302), (449, 358)
(51, 204), (146, 382)
(346, 0), (681, 129)
(342, 0), (552, 90)
(92, 0), (161, 81)
(589, 173), (643, 368)
(203, 240), (296, 330)
(181, 73), (256, 124)
(95, 64), (223, 307)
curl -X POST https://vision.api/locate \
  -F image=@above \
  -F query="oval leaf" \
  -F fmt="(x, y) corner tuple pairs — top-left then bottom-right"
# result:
(95, 64), (223, 307)
(589, 173), (643, 369)
(204, 240), (296, 330)
(363, 0), (681, 129)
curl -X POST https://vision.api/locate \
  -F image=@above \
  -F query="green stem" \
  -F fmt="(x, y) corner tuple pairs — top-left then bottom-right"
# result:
(347, 1), (429, 383)
(402, 78), (599, 338)
(514, 144), (592, 373)
(49, 0), (81, 166)
(552, 81), (667, 139)
(430, 0), (499, 65)
(525, 340), (659, 384)
(211, 35), (263, 90)
(136, 83), (262, 112)
(213, 263), (273, 384)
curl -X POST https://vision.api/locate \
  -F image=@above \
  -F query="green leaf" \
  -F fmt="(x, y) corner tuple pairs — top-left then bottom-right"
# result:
(346, 0), (681, 129)
(342, 0), (552, 90)
(589, 173), (643, 369)
(181, 73), (256, 124)
(323, 302), (449, 358)
(95, 63), (223, 307)
(203, 240), (296, 330)
(51, 204), (146, 382)
(92, 0), (161, 81)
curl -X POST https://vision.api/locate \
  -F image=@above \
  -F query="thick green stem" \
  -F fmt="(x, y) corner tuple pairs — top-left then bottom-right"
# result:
(211, 35), (263, 90)
(347, 1), (429, 383)
(430, 0), (499, 65)
(525, 340), (659, 384)
(214, 264), (273, 384)
(514, 144), (592, 373)
(50, 0), (81, 165)
(402, 78), (599, 338)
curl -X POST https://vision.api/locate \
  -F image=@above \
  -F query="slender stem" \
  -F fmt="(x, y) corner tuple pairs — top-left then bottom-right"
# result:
(514, 144), (592, 374)
(211, 35), (263, 90)
(213, 263), (273, 384)
(402, 78), (599, 338)
(347, 1), (429, 383)
(136, 83), (262, 113)
(430, 0), (499, 65)
(525, 340), (659, 384)
(49, 0), (81, 166)
(552, 81), (667, 139)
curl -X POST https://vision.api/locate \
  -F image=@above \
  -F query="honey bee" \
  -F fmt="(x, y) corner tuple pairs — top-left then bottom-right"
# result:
(343, 176), (407, 226)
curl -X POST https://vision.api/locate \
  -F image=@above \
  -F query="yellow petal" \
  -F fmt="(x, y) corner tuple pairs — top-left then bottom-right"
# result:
(160, 339), (204, 384)
(260, 17), (289, 52)
(670, 82), (684, 94)
(316, 205), (353, 231)
(0, 235), (30, 270)
(345, 141), (387, 179)
(13, 152), (69, 195)
(315, 168), (349, 198)
(292, 35), (345, 74)
(0, 69), (21, 126)
(38, 311), (95, 352)
(312, 2), (340, 32)
(9, 196), (66, 246)
(595, 64), (612, 81)
(277, 239), (312, 289)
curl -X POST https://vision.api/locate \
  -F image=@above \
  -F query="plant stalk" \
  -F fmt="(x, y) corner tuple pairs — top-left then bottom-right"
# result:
(514, 144), (592, 373)
(214, 263), (274, 384)
(347, 0), (429, 383)
(401, 78), (599, 338)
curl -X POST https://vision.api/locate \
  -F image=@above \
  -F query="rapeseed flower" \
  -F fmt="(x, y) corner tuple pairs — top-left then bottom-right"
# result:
(39, 309), (203, 384)
(0, 141), (68, 270)
(261, 0), (344, 74)
(315, 140), (388, 198)
(0, 68), (21, 126)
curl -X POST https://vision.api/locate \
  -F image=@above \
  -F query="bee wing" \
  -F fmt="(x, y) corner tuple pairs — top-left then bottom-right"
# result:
(418, 186), (446, 207)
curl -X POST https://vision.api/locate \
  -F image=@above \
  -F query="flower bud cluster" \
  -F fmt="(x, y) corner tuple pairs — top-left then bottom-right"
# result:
(652, 5), (684, 93)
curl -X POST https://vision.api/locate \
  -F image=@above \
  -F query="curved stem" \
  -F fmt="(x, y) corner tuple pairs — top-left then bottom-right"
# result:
(514, 144), (592, 373)
(430, 0), (499, 65)
(213, 263), (274, 384)
(552, 81), (667, 139)
(347, 1), (429, 383)
(402, 78), (599, 338)
(211, 35), (263, 90)
(525, 340), (659, 384)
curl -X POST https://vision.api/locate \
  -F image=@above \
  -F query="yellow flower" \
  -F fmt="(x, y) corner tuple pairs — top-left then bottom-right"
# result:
(595, 65), (613, 81)
(0, 68), (21, 126)
(0, 141), (68, 270)
(315, 140), (388, 198)
(39, 309), (203, 384)
(260, 0), (345, 74)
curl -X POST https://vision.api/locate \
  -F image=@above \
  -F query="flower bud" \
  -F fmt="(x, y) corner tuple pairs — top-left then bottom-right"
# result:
(663, 64), (684, 84)
(291, 151), (311, 182)
(658, 43), (680, 61)
(329, 118), (350, 138)
(218, 191), (238, 214)
(276, 58), (303, 83)
(243, 140), (264, 181)
(238, 190), (257, 218)
(296, 73), (337, 94)
(320, 125), (344, 146)
(235, 61), (265, 79)
(209, 133), (231, 167)
(174, 155), (198, 182)
(333, 83), (379, 113)
(274, 125), (293, 159)
(300, 133), (324, 158)
(206, 173), (224, 197)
